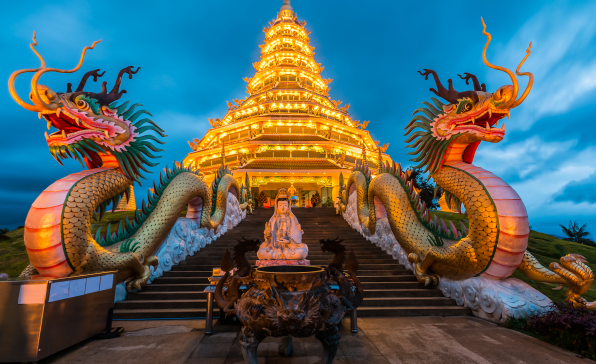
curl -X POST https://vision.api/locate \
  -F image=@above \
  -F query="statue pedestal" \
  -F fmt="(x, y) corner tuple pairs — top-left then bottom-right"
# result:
(256, 259), (310, 267)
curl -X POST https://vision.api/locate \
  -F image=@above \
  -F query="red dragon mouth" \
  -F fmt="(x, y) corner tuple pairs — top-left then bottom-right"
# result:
(436, 106), (508, 140)
(43, 105), (131, 148)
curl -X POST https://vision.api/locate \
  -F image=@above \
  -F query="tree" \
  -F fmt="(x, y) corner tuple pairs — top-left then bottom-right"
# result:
(408, 168), (442, 210)
(311, 192), (321, 207)
(258, 191), (268, 206)
(559, 220), (590, 243)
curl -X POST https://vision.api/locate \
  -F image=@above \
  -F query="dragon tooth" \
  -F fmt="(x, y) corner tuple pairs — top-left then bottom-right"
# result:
(488, 109), (492, 118)
(486, 121), (490, 130)
(495, 120), (499, 127)
(104, 130), (110, 138)
(62, 130), (67, 138)
(507, 110), (510, 119)
(38, 112), (42, 119)
(449, 124), (455, 132)
(501, 123), (505, 131)
(75, 117), (80, 125)
(47, 120), (52, 130)
(471, 116), (475, 123)
(44, 132), (49, 140)
(56, 109), (61, 117)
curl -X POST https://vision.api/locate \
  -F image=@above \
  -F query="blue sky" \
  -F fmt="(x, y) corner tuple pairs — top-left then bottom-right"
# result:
(1, 0), (594, 239)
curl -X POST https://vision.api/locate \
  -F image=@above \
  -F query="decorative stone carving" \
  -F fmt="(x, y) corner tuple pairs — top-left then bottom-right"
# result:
(115, 193), (246, 303)
(342, 190), (554, 323)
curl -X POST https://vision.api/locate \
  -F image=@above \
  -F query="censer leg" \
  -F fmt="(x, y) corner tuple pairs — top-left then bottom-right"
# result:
(315, 326), (341, 364)
(279, 335), (294, 356)
(239, 327), (265, 364)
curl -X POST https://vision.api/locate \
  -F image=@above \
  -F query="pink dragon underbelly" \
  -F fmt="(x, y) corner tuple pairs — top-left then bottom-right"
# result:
(446, 161), (529, 279)
(24, 168), (111, 277)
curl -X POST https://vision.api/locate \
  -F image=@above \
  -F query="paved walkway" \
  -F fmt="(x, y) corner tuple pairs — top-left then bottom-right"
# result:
(36, 316), (589, 364)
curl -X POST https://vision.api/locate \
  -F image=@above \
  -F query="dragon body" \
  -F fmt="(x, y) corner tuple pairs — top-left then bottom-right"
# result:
(10, 34), (249, 290)
(340, 19), (594, 308)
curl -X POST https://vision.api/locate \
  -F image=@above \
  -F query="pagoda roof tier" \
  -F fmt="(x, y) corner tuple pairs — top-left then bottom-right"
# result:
(240, 158), (345, 171)
(252, 134), (328, 142)
(182, 0), (392, 176)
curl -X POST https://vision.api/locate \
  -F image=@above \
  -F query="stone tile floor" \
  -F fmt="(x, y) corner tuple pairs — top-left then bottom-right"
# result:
(36, 316), (591, 364)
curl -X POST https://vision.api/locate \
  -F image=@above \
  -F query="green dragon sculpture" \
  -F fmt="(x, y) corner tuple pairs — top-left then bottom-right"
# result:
(10, 33), (249, 291)
(340, 19), (594, 308)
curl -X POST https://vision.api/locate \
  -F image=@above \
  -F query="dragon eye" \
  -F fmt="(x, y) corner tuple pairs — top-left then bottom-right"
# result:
(77, 99), (90, 110)
(456, 99), (474, 114)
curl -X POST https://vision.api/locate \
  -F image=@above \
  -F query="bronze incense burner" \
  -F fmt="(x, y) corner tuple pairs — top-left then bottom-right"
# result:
(215, 238), (363, 364)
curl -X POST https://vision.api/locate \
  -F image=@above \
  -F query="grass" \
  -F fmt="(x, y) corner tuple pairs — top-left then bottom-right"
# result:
(431, 210), (596, 302)
(0, 208), (187, 277)
(0, 227), (29, 278)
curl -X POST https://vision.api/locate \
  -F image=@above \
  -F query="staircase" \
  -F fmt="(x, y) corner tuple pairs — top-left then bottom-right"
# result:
(113, 208), (469, 319)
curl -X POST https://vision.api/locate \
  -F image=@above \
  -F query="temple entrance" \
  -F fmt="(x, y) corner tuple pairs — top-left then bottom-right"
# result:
(255, 182), (325, 208)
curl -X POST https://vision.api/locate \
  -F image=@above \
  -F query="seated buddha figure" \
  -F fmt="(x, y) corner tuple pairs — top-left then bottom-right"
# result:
(257, 188), (307, 260)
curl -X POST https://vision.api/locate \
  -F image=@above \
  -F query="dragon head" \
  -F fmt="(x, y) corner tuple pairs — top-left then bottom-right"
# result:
(9, 33), (166, 182)
(404, 18), (533, 174)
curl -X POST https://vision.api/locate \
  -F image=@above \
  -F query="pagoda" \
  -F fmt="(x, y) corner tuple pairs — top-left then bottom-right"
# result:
(183, 0), (392, 207)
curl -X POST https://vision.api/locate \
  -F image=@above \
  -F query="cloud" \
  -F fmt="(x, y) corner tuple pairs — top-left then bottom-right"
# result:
(489, 1), (596, 131)
(553, 171), (596, 204)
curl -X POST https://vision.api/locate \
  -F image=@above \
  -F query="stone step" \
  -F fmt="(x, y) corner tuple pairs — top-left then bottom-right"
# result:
(115, 207), (468, 319)
(113, 306), (470, 320)
(361, 297), (458, 307)
(123, 288), (446, 302)
(356, 306), (471, 317)
(151, 275), (418, 285)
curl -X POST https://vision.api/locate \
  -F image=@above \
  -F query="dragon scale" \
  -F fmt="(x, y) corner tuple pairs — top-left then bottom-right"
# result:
(340, 19), (594, 308)
(346, 161), (528, 280)
(24, 166), (241, 290)
(10, 36), (250, 291)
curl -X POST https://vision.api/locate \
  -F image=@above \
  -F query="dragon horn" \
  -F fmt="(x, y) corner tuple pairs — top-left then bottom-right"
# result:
(75, 69), (105, 92)
(8, 32), (45, 112)
(511, 42), (534, 108)
(29, 38), (101, 111)
(481, 17), (518, 108)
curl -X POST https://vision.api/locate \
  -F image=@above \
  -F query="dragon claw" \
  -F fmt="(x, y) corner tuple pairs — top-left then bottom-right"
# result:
(408, 253), (440, 286)
(549, 254), (594, 308)
(126, 255), (159, 292)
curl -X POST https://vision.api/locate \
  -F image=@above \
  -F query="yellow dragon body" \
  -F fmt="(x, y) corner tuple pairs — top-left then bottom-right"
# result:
(340, 19), (594, 309)
(10, 34), (249, 291)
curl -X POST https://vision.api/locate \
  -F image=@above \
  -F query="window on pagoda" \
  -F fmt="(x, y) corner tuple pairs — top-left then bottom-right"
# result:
(272, 150), (290, 158)
(279, 74), (297, 82)
(258, 150), (274, 158)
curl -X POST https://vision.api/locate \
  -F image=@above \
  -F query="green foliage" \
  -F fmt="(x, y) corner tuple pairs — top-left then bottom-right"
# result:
(559, 220), (591, 244)
(504, 302), (596, 360)
(0, 227), (29, 277)
(408, 168), (441, 209)
(258, 191), (268, 204)
(311, 192), (321, 206)
(0, 228), (9, 234)
(322, 198), (334, 208)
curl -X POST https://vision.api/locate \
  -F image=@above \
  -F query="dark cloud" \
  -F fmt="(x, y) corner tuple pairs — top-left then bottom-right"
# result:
(1, 0), (595, 231)
(554, 172), (596, 203)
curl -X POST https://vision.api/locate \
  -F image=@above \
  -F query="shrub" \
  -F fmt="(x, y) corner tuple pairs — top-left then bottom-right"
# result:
(505, 302), (596, 359)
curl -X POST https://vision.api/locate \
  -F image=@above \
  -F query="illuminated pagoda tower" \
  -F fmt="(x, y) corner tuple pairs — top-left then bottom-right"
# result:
(183, 0), (391, 207)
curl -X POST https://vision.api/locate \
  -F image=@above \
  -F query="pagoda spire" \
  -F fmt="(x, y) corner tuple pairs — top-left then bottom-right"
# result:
(280, 0), (293, 12)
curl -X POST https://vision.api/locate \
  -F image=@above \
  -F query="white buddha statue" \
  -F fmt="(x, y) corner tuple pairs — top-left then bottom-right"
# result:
(257, 188), (308, 260)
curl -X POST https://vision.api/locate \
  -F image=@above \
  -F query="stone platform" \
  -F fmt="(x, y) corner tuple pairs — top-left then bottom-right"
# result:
(32, 316), (590, 364)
